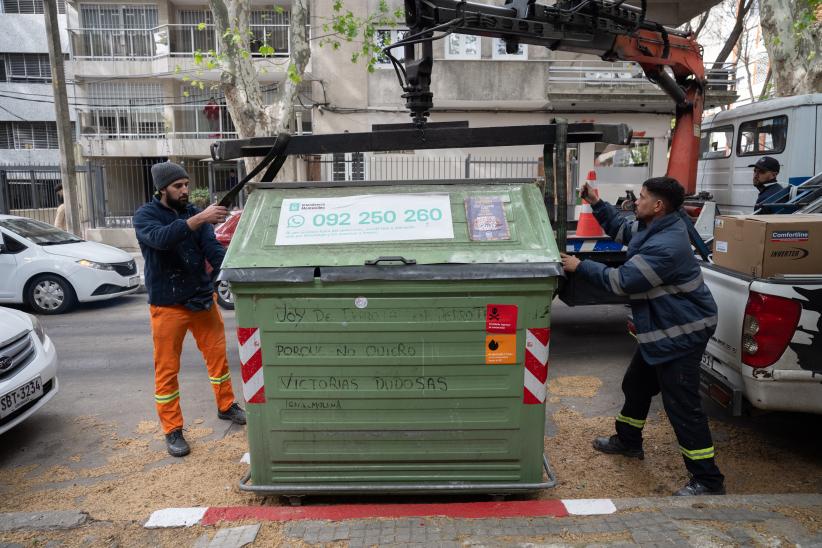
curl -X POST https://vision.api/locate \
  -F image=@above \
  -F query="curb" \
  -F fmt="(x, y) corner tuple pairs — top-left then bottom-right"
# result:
(144, 499), (617, 528)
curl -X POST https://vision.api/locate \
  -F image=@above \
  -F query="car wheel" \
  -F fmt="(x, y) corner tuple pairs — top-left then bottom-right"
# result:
(216, 280), (235, 310)
(27, 274), (77, 315)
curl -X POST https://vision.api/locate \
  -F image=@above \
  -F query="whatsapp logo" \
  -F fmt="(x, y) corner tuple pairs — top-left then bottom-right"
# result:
(287, 215), (305, 228)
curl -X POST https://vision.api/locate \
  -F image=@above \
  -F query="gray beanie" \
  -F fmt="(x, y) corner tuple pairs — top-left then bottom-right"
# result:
(151, 161), (190, 191)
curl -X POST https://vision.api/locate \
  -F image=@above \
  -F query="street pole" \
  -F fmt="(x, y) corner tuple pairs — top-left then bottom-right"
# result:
(44, 0), (81, 235)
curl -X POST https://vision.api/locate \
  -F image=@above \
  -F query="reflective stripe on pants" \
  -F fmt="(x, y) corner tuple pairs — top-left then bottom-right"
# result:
(614, 346), (725, 490)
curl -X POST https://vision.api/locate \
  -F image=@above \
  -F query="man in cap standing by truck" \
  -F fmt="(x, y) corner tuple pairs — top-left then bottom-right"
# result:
(560, 176), (726, 496)
(134, 161), (246, 457)
(751, 156), (787, 213)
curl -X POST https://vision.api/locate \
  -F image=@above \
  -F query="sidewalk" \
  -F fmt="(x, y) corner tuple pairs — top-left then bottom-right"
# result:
(3, 493), (819, 547)
(148, 493), (822, 546)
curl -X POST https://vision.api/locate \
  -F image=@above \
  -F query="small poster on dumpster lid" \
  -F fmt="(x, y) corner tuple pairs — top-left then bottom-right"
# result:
(465, 196), (510, 241)
(275, 193), (454, 246)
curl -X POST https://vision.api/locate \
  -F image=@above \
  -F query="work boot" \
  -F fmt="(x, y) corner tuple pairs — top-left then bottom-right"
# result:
(217, 402), (247, 425)
(165, 429), (190, 457)
(592, 435), (644, 459)
(674, 478), (726, 496)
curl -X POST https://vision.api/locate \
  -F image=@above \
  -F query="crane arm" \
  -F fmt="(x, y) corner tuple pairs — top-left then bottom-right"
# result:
(390, 0), (706, 192)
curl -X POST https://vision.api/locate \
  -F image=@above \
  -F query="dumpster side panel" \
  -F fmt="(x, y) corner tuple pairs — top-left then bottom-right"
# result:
(237, 279), (554, 489)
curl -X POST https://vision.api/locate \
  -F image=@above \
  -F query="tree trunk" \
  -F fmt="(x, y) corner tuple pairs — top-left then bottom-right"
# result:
(208, 0), (312, 181)
(758, 66), (772, 100)
(693, 8), (712, 38)
(759, 0), (822, 95)
(711, 0), (754, 66)
(265, 0), (311, 181)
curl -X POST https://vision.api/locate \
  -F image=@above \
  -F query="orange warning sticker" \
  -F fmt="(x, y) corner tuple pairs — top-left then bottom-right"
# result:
(485, 334), (517, 364)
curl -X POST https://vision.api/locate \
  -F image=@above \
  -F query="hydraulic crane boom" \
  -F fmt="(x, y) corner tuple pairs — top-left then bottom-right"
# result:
(386, 0), (706, 193)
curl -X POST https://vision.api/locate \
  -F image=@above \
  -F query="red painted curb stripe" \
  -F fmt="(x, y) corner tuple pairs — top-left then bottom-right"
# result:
(201, 500), (569, 524)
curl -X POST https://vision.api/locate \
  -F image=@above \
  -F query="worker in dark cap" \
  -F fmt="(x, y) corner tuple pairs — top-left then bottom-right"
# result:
(133, 161), (246, 457)
(750, 156), (787, 213)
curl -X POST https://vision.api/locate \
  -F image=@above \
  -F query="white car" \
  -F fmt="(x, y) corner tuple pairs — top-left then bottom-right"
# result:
(0, 215), (140, 314)
(0, 306), (58, 435)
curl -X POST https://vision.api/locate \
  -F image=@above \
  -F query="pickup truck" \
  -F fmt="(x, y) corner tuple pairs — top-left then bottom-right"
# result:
(699, 263), (822, 415)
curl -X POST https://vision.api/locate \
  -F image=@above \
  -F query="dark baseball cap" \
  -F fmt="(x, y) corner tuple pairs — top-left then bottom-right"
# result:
(748, 156), (780, 173)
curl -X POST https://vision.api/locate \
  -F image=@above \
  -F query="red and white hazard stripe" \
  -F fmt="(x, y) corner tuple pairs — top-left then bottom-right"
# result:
(237, 327), (265, 404)
(523, 328), (550, 404)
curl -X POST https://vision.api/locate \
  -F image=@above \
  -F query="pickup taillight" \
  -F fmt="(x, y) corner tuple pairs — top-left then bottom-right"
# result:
(741, 291), (801, 368)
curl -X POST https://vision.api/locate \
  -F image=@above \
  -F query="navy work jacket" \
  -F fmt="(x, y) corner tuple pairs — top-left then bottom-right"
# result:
(755, 181), (787, 213)
(133, 198), (225, 308)
(575, 201), (718, 365)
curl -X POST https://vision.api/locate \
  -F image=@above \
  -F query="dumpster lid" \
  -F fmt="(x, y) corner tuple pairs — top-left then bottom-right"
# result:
(221, 181), (561, 282)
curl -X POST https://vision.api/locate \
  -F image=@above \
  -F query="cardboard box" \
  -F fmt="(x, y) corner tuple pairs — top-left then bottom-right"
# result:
(712, 215), (822, 277)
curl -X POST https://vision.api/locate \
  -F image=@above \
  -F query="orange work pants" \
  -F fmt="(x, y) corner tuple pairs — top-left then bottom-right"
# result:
(149, 296), (236, 433)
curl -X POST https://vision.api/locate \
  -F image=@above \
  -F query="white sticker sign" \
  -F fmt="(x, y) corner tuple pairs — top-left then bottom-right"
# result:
(275, 194), (454, 246)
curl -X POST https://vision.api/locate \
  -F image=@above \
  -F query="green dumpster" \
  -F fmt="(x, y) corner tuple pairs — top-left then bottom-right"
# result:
(223, 181), (562, 496)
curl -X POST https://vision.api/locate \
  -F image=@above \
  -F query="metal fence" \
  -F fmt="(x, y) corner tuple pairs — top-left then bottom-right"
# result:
(1, 156), (540, 230)
(0, 165), (94, 227)
(547, 60), (737, 94)
(69, 23), (306, 60)
(306, 154), (540, 182)
(0, 160), (242, 230)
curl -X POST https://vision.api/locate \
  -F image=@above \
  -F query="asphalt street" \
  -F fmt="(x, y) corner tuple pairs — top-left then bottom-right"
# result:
(0, 294), (817, 474)
(0, 295), (637, 472)
(2, 295), (822, 547)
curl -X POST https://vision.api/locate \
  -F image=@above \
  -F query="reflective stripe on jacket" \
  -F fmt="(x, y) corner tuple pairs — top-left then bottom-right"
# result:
(576, 200), (718, 365)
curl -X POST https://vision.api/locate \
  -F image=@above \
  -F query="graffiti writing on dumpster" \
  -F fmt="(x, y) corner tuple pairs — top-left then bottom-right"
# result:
(285, 399), (343, 410)
(374, 376), (448, 391)
(281, 374), (360, 390)
(274, 302), (485, 325)
(278, 374), (449, 392)
(275, 343), (420, 357)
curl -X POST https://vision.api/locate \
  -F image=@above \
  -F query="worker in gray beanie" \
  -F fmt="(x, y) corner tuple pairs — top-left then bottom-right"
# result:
(151, 161), (191, 192)
(133, 160), (246, 458)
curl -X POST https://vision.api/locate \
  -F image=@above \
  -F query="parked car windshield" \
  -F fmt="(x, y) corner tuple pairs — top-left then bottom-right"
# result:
(0, 218), (83, 246)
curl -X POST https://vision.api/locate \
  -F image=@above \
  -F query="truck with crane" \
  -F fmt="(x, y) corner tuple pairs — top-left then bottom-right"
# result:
(210, 0), (821, 415)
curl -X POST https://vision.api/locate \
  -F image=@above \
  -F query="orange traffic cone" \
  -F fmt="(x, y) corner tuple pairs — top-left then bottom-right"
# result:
(575, 170), (604, 237)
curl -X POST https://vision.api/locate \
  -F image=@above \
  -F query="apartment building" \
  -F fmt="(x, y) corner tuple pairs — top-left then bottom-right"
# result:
(64, 0), (313, 226)
(0, 0), (75, 221)
(1, 0), (736, 234)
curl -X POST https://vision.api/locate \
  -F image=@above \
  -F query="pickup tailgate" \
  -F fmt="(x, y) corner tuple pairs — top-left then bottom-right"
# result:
(701, 262), (822, 415)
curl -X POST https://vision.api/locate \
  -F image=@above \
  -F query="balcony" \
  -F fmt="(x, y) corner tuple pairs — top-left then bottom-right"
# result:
(68, 23), (303, 79)
(69, 23), (293, 59)
(76, 102), (312, 157)
(546, 60), (737, 112)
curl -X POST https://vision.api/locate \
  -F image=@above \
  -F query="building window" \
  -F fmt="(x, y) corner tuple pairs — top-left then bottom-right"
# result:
(2, 53), (51, 83)
(491, 38), (527, 60)
(0, 122), (65, 149)
(737, 115), (787, 156)
(375, 29), (408, 67)
(78, 4), (159, 58)
(82, 82), (164, 139)
(700, 125), (734, 160)
(595, 139), (651, 168)
(1, 0), (65, 14)
(444, 33), (480, 60)
(332, 153), (366, 181)
(250, 9), (290, 54)
(174, 9), (215, 54)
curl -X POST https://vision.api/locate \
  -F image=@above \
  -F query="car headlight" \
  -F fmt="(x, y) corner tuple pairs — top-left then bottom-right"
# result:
(27, 314), (47, 344)
(77, 259), (114, 271)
